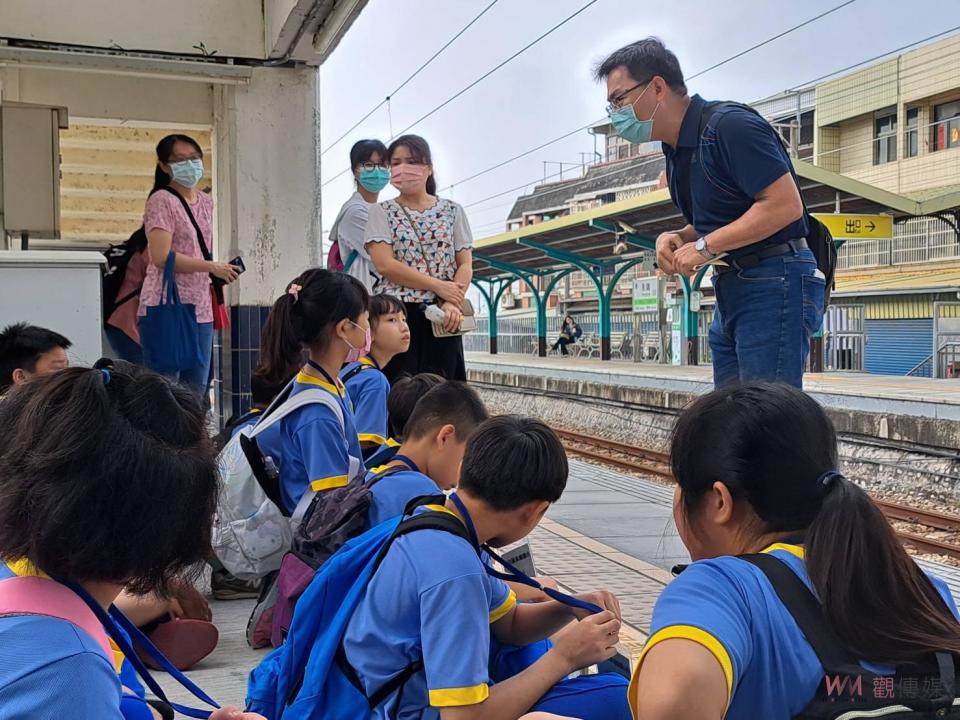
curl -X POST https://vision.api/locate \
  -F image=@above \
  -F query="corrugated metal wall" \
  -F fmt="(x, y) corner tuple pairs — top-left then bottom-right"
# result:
(863, 318), (934, 376)
(59, 123), (213, 246)
(863, 294), (932, 319)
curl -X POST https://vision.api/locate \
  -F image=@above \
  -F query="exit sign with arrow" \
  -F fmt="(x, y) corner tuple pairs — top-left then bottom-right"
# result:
(812, 213), (893, 240)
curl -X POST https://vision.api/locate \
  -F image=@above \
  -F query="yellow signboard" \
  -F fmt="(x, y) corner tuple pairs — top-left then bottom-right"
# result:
(813, 213), (893, 240)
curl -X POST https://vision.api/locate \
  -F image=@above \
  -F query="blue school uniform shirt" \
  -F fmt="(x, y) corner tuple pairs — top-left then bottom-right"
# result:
(255, 370), (364, 514)
(340, 356), (392, 447)
(365, 465), (439, 529)
(632, 543), (960, 720)
(0, 560), (150, 720)
(343, 505), (517, 720)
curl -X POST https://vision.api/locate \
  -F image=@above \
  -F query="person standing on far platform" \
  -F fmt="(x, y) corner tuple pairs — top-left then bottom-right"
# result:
(595, 38), (826, 388)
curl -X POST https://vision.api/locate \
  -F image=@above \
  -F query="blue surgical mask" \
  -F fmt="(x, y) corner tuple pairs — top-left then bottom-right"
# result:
(609, 83), (660, 145)
(169, 159), (204, 188)
(358, 167), (390, 193)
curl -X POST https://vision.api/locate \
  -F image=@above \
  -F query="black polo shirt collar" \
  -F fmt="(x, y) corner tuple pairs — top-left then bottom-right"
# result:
(667, 94), (706, 151)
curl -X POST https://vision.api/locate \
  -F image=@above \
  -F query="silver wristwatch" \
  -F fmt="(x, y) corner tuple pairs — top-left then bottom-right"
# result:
(695, 236), (716, 259)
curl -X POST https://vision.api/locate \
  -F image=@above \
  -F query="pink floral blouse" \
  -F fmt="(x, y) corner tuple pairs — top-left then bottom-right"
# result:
(138, 190), (213, 323)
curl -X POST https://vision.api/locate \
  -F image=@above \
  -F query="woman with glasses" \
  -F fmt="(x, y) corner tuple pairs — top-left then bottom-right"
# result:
(140, 134), (238, 396)
(365, 134), (474, 382)
(329, 139), (390, 293)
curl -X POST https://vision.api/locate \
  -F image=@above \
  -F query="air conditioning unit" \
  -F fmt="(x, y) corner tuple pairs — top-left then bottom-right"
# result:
(501, 292), (517, 309)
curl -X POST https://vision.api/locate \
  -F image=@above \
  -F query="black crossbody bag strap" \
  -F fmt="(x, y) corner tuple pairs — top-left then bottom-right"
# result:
(161, 186), (225, 305)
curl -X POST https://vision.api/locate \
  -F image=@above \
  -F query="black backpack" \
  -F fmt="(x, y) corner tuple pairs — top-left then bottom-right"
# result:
(743, 553), (960, 719)
(101, 226), (148, 323)
(696, 102), (837, 304)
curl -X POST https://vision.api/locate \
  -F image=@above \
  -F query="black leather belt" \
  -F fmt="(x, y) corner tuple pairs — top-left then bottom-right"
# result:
(716, 238), (808, 273)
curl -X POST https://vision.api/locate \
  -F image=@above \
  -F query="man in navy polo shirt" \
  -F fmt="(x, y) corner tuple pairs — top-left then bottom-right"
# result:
(594, 38), (825, 388)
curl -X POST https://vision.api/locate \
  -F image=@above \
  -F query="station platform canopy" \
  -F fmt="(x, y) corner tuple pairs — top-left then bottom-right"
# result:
(469, 159), (960, 363)
(473, 160), (960, 281)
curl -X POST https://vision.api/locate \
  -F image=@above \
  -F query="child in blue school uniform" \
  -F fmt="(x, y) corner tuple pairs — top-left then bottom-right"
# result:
(630, 383), (960, 720)
(0, 363), (261, 720)
(342, 416), (632, 720)
(386, 372), (445, 441)
(363, 378), (559, 683)
(340, 293), (410, 458)
(363, 380), (488, 529)
(255, 269), (370, 516)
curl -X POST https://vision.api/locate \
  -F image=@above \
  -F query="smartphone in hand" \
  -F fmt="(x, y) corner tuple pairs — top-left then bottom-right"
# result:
(229, 256), (246, 274)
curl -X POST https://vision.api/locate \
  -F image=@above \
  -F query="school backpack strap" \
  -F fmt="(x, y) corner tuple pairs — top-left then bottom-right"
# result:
(738, 553), (862, 674)
(0, 575), (114, 663)
(1, 575), (220, 719)
(62, 580), (221, 720)
(741, 553), (960, 716)
(285, 501), (473, 710)
(339, 362), (370, 384)
(244, 384), (349, 522)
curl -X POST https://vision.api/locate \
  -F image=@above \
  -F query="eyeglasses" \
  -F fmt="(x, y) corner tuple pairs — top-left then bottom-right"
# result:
(605, 80), (649, 115)
(359, 162), (387, 171)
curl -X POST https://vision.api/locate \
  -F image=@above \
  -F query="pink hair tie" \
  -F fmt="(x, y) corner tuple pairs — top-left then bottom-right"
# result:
(288, 283), (302, 302)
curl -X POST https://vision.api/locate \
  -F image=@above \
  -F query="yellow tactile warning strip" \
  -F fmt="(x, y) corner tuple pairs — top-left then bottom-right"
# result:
(524, 517), (676, 669)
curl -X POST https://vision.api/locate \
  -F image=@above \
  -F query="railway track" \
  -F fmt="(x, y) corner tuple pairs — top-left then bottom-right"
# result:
(556, 427), (960, 562)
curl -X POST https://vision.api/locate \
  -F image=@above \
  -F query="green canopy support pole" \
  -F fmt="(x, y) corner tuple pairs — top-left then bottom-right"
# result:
(677, 274), (697, 365)
(602, 259), (644, 360)
(470, 279), (495, 354)
(473, 253), (547, 356)
(518, 239), (606, 358)
(589, 219), (659, 254)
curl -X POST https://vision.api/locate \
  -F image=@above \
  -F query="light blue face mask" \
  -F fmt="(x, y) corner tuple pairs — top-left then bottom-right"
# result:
(609, 83), (660, 145)
(358, 166), (390, 193)
(169, 159), (204, 188)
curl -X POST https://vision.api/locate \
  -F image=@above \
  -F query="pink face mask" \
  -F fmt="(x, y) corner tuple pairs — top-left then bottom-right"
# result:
(344, 321), (372, 364)
(390, 164), (427, 194)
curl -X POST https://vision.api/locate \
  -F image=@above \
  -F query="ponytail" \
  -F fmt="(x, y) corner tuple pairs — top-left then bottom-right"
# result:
(807, 477), (960, 662)
(255, 269), (369, 383)
(254, 290), (302, 390)
(671, 382), (960, 666)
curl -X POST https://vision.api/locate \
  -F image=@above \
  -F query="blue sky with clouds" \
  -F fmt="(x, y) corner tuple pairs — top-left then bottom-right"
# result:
(319, 0), (956, 239)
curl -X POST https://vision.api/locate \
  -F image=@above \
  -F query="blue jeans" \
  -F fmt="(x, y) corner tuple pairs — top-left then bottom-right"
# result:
(709, 247), (824, 388)
(140, 320), (214, 397)
(105, 326), (143, 365)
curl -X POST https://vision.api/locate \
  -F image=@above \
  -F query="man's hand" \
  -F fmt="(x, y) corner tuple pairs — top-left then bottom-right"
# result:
(672, 242), (711, 276)
(655, 232), (688, 274)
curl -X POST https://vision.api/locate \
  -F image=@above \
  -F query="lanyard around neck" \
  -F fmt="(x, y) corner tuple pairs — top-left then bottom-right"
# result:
(446, 493), (603, 615)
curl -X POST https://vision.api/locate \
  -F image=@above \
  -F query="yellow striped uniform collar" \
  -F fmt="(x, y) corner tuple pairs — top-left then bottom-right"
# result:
(295, 370), (345, 397)
(761, 542), (805, 559)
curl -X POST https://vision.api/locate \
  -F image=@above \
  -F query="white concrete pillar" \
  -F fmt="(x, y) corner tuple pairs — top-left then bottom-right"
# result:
(215, 65), (320, 306)
(213, 65), (320, 416)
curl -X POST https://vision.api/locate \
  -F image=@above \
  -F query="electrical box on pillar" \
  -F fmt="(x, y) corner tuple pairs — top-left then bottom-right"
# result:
(0, 102), (68, 250)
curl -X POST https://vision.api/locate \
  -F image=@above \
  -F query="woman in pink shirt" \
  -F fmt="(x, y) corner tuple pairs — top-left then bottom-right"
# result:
(139, 134), (238, 395)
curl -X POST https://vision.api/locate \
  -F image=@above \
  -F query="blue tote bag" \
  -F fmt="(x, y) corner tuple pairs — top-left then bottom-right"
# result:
(140, 251), (205, 372)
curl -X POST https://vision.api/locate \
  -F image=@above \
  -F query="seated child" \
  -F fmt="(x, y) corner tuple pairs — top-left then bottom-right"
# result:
(255, 269), (370, 515)
(343, 416), (631, 720)
(365, 381), (487, 528)
(0, 362), (262, 720)
(340, 294), (410, 457)
(0, 321), (70, 394)
(386, 372), (445, 442)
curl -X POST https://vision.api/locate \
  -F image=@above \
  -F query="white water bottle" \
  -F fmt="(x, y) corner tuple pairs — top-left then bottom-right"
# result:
(423, 304), (446, 323)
